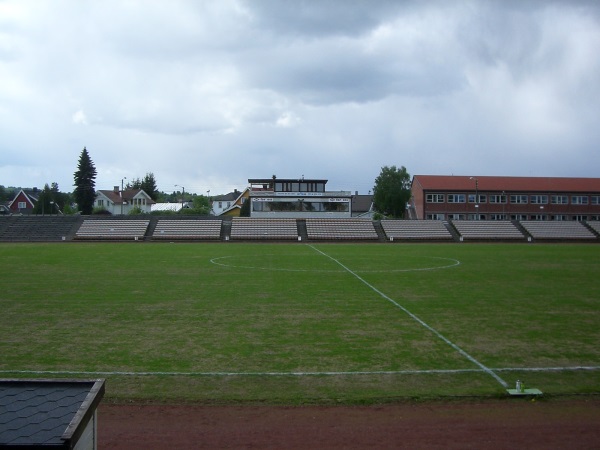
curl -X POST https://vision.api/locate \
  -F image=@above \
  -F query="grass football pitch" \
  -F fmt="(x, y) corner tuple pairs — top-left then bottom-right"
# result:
(0, 242), (598, 403)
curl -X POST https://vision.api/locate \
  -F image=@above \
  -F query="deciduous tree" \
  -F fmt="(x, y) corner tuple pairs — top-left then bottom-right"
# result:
(373, 165), (411, 218)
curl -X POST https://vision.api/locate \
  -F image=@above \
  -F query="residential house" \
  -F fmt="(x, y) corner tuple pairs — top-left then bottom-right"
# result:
(94, 187), (154, 215)
(211, 188), (249, 217)
(8, 188), (39, 214)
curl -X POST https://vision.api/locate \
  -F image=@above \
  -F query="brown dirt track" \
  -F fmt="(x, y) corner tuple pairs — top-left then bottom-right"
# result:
(99, 397), (600, 449)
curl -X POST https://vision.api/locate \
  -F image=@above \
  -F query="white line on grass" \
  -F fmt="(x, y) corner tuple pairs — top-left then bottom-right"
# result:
(209, 255), (460, 273)
(308, 244), (509, 389)
(2, 366), (598, 377)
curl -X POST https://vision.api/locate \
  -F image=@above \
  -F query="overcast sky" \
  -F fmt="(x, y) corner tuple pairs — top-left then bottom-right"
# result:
(1, 1), (599, 195)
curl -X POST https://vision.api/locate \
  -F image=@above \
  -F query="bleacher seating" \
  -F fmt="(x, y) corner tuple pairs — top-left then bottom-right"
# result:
(520, 221), (597, 240)
(153, 219), (222, 240)
(305, 218), (378, 240)
(75, 219), (149, 240)
(380, 220), (453, 241)
(0, 216), (80, 242)
(230, 218), (298, 240)
(452, 220), (525, 240)
(587, 221), (600, 236)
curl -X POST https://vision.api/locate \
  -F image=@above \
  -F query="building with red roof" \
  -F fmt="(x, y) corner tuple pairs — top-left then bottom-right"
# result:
(411, 175), (600, 221)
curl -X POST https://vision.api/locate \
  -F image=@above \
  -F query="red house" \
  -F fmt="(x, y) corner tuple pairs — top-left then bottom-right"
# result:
(8, 188), (39, 215)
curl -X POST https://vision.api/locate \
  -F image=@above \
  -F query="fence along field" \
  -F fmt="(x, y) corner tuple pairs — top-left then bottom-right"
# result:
(0, 242), (598, 403)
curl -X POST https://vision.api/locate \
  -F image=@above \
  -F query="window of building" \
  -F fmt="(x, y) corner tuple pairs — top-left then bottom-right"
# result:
(447, 194), (466, 203)
(533, 214), (546, 221)
(468, 194), (487, 203)
(551, 195), (568, 204)
(426, 213), (445, 220)
(18, 201), (27, 209)
(591, 196), (600, 205)
(572, 215), (588, 221)
(426, 193), (444, 203)
(490, 214), (507, 220)
(511, 214), (527, 221)
(448, 214), (465, 220)
(530, 195), (548, 204)
(571, 196), (589, 205)
(97, 199), (104, 206)
(552, 215), (568, 221)
(510, 194), (528, 204)
(489, 194), (507, 204)
(468, 214), (485, 220)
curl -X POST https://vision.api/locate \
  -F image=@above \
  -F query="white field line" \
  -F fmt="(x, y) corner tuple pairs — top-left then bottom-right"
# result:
(1, 366), (598, 377)
(308, 244), (509, 388)
(209, 255), (460, 273)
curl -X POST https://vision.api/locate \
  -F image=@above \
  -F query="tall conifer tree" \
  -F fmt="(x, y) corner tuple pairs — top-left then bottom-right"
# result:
(73, 147), (97, 215)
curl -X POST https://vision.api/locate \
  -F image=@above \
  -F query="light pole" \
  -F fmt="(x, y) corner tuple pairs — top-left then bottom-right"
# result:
(175, 185), (185, 211)
(502, 191), (506, 219)
(470, 177), (479, 220)
(540, 205), (544, 221)
(121, 177), (127, 215)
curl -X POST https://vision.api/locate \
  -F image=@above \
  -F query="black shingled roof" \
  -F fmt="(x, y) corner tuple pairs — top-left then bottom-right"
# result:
(0, 379), (105, 449)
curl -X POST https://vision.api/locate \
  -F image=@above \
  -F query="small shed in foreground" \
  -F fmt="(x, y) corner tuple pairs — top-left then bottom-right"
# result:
(0, 379), (105, 449)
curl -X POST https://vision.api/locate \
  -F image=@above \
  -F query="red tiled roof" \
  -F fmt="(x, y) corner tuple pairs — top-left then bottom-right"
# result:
(412, 175), (600, 193)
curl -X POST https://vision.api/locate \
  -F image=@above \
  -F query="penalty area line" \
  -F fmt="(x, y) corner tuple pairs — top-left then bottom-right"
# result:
(308, 244), (509, 389)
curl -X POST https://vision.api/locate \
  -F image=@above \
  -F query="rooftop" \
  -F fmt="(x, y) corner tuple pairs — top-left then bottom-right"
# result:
(412, 175), (600, 192)
(0, 379), (105, 448)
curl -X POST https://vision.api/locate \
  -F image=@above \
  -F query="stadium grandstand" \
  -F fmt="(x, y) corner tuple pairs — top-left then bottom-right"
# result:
(0, 215), (598, 243)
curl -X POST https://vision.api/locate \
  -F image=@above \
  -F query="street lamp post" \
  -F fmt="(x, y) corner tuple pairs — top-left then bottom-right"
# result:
(470, 177), (479, 220)
(175, 185), (185, 211)
(121, 177), (127, 215)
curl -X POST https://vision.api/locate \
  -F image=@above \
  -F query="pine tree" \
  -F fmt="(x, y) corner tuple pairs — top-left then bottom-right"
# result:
(73, 147), (97, 215)
(141, 172), (158, 201)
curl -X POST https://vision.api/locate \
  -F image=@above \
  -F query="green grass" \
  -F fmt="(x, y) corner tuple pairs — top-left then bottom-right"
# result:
(0, 242), (598, 403)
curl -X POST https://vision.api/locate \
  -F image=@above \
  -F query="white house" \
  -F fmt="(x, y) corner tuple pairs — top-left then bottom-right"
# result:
(95, 187), (154, 215)
(210, 188), (249, 216)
